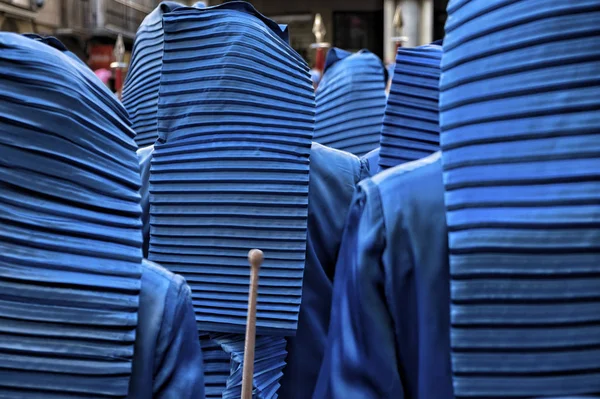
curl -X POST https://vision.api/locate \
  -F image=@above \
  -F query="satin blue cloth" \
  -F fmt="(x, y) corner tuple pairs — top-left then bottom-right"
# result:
(130, 259), (205, 398)
(441, 0), (600, 397)
(361, 147), (381, 177)
(151, 1), (314, 335)
(279, 143), (370, 399)
(378, 44), (442, 170)
(0, 32), (143, 397)
(123, 2), (186, 147)
(314, 152), (453, 399)
(314, 48), (387, 156)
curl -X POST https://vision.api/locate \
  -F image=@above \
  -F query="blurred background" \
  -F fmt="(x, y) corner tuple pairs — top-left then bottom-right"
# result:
(0, 0), (448, 88)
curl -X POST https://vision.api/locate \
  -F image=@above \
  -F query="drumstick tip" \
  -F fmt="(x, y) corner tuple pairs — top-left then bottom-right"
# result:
(248, 249), (264, 268)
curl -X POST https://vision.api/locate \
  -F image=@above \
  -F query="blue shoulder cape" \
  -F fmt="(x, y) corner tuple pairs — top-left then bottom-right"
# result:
(314, 152), (453, 399)
(279, 143), (369, 399)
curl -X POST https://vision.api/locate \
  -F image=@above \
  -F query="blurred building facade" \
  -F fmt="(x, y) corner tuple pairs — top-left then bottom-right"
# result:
(0, 0), (448, 70)
(207, 0), (448, 65)
(0, 0), (163, 69)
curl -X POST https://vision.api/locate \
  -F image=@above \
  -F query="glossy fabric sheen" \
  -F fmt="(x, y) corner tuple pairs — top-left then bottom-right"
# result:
(361, 147), (381, 177)
(129, 259), (205, 398)
(314, 49), (387, 157)
(440, 0), (600, 397)
(122, 2), (185, 148)
(314, 153), (453, 399)
(279, 143), (369, 399)
(0, 33), (142, 397)
(150, 3), (314, 335)
(379, 44), (442, 170)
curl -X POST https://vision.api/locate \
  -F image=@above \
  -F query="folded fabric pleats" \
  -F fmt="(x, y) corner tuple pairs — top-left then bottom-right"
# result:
(0, 33), (142, 398)
(213, 334), (287, 399)
(379, 44), (442, 169)
(122, 2), (186, 148)
(440, 0), (600, 397)
(314, 48), (387, 157)
(200, 333), (231, 399)
(150, 0), (314, 336)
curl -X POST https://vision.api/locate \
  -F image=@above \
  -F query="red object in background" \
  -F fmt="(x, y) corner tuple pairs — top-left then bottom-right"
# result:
(114, 68), (123, 97)
(88, 45), (114, 70)
(315, 47), (326, 73)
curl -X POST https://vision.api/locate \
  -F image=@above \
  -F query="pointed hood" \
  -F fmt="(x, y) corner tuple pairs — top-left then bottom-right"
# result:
(0, 33), (142, 397)
(379, 43), (442, 169)
(440, 0), (600, 397)
(314, 48), (387, 156)
(149, 2), (314, 336)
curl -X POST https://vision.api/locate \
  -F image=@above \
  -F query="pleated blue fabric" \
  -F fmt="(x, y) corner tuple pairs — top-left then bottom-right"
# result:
(149, 2), (314, 335)
(440, 0), (600, 397)
(200, 334), (231, 399)
(314, 48), (387, 157)
(0, 33), (142, 398)
(122, 2), (185, 148)
(137, 145), (154, 259)
(213, 334), (287, 399)
(378, 44), (442, 170)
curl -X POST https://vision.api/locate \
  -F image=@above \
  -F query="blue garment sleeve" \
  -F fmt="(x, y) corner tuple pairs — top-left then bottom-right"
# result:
(153, 276), (205, 399)
(314, 180), (404, 399)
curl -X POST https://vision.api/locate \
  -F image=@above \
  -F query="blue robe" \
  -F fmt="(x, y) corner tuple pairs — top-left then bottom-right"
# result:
(279, 143), (369, 399)
(130, 259), (205, 398)
(314, 152), (454, 399)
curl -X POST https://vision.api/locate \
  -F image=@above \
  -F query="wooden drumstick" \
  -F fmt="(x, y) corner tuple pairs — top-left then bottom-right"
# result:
(241, 249), (263, 399)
